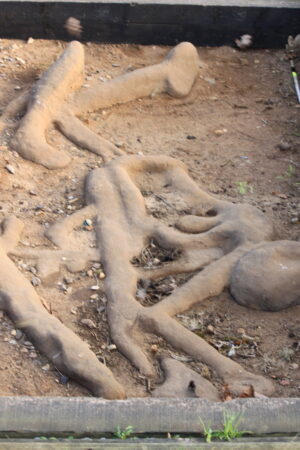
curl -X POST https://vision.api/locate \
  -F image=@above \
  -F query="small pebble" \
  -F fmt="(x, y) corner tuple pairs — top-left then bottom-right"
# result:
(16, 57), (25, 65)
(83, 219), (92, 227)
(29, 351), (37, 358)
(107, 344), (117, 351)
(58, 282), (69, 292)
(278, 141), (291, 151)
(136, 289), (146, 300)
(214, 128), (228, 136)
(11, 329), (23, 340)
(68, 197), (79, 204)
(60, 374), (70, 385)
(206, 324), (215, 334)
(64, 276), (74, 285)
(42, 364), (50, 371)
(90, 285), (100, 291)
(228, 346), (236, 357)
(31, 276), (41, 287)
(5, 164), (15, 174)
(97, 306), (105, 314)
(80, 318), (97, 329)
(235, 34), (252, 49)
(99, 271), (106, 279)
(237, 327), (246, 335)
(27, 37), (34, 44)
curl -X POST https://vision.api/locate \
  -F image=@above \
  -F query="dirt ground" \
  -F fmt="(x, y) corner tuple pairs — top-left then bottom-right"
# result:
(0, 38), (299, 399)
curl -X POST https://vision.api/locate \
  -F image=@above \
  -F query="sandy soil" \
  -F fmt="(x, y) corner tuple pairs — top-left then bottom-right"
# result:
(0, 38), (299, 398)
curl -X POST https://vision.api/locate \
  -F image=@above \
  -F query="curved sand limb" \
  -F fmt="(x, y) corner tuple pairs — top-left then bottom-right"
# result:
(55, 109), (124, 161)
(71, 42), (200, 114)
(1, 42), (200, 168)
(0, 90), (30, 133)
(11, 41), (84, 169)
(0, 217), (125, 399)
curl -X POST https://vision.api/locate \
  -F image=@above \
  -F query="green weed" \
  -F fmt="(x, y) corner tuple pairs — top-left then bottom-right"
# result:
(286, 164), (295, 178)
(277, 164), (297, 181)
(200, 412), (250, 443)
(235, 181), (252, 195)
(279, 347), (294, 362)
(114, 426), (134, 440)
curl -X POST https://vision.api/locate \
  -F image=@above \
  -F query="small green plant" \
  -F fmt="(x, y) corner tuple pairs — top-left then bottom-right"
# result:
(114, 425), (134, 440)
(291, 129), (300, 137)
(235, 181), (252, 195)
(277, 164), (297, 181)
(200, 412), (250, 443)
(279, 347), (294, 362)
(36, 437), (58, 441)
(286, 164), (295, 178)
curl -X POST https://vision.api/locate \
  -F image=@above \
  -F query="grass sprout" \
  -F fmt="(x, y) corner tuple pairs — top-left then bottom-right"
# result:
(200, 412), (250, 443)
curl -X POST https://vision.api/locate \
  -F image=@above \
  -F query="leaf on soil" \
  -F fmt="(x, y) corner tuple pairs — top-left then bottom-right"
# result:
(222, 384), (233, 402)
(222, 383), (256, 401)
(238, 384), (255, 398)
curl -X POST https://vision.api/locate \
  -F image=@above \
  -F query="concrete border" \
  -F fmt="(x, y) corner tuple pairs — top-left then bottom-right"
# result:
(0, 397), (300, 434)
(0, 0), (299, 47)
(1, 437), (300, 448)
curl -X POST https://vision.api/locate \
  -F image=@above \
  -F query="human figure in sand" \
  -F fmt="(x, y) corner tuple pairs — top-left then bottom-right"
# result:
(0, 41), (299, 399)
